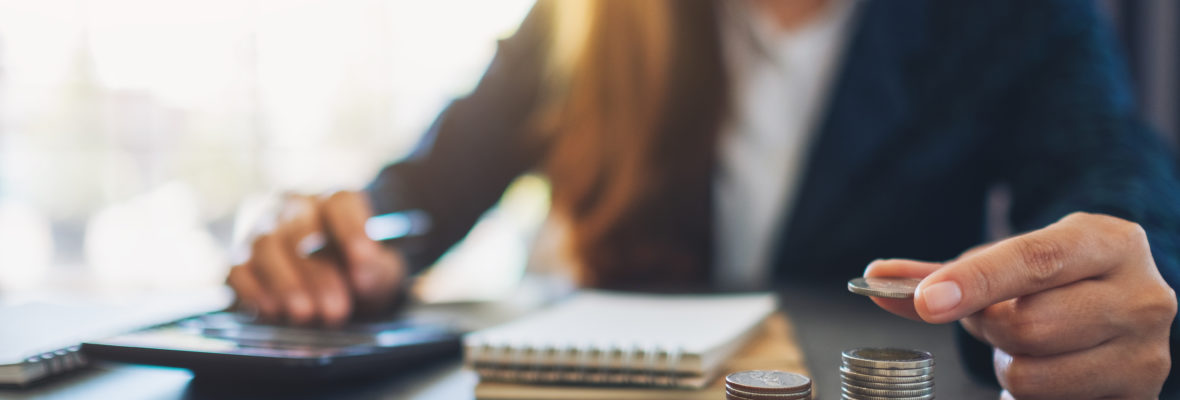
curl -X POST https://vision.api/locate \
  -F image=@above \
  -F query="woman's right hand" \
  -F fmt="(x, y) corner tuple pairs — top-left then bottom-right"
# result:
(226, 191), (408, 326)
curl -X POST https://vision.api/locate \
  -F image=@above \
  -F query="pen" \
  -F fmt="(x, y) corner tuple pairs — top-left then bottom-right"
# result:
(298, 210), (431, 258)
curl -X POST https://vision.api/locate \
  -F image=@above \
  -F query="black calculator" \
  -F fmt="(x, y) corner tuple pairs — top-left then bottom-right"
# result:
(81, 311), (463, 382)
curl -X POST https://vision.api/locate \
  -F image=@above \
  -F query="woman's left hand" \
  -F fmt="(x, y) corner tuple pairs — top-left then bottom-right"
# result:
(867, 212), (1177, 399)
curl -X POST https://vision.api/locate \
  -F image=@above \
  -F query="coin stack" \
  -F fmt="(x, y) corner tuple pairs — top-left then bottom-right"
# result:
(725, 370), (812, 400)
(840, 348), (934, 400)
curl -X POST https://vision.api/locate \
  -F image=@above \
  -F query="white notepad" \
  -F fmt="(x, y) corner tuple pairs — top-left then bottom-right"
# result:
(0, 290), (229, 387)
(464, 291), (777, 389)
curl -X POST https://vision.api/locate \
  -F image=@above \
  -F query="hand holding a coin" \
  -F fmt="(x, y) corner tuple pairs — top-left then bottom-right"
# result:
(864, 212), (1176, 399)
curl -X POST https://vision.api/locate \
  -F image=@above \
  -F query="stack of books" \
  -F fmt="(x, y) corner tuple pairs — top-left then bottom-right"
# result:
(464, 291), (808, 399)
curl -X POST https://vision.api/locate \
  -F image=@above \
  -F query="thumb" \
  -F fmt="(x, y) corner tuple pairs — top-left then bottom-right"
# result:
(863, 259), (945, 321)
(319, 192), (381, 282)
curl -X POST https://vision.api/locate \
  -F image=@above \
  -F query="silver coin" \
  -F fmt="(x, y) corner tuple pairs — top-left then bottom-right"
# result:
(839, 387), (935, 400)
(847, 277), (922, 299)
(843, 364), (934, 377)
(842, 377), (934, 390)
(839, 366), (933, 384)
(725, 370), (811, 393)
(841, 396), (934, 400)
(725, 386), (811, 399)
(843, 348), (934, 369)
(843, 382), (935, 397)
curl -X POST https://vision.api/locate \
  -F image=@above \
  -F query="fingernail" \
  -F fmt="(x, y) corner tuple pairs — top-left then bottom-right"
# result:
(922, 281), (962, 315)
(864, 259), (885, 274)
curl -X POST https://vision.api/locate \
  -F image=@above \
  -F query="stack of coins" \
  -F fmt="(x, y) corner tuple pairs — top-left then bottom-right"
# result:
(840, 348), (934, 400)
(725, 370), (812, 400)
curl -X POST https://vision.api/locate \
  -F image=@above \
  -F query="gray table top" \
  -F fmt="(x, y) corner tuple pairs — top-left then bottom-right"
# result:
(2, 283), (1001, 400)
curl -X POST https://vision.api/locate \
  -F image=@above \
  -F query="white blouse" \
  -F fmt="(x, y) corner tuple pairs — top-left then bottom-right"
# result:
(713, 0), (858, 290)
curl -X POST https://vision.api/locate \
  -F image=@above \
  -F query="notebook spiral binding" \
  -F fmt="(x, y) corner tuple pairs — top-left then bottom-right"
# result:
(467, 340), (688, 388)
(7, 345), (89, 387)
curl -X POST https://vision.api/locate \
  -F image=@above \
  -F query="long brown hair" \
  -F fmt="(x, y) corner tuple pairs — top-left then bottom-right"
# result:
(538, 0), (728, 289)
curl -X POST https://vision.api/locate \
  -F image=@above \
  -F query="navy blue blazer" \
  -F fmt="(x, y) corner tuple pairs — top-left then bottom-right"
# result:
(367, 0), (1180, 391)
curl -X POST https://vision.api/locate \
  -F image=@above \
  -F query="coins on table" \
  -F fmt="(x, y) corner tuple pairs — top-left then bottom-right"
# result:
(847, 277), (922, 299)
(725, 370), (811, 400)
(840, 348), (934, 400)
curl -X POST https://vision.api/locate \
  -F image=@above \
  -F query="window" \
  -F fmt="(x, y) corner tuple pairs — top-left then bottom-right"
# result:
(0, 0), (538, 298)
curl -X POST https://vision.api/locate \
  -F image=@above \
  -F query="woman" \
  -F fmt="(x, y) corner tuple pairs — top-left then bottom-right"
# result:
(227, 0), (1180, 397)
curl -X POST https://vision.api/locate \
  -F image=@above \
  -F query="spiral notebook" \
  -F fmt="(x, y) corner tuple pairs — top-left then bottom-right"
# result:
(1, 291), (228, 387)
(463, 291), (777, 391)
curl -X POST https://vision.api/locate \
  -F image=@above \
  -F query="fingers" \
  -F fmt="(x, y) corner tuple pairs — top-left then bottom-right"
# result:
(914, 212), (1136, 323)
(863, 259), (943, 321)
(861, 213), (1174, 398)
(231, 249), (351, 326)
(300, 256), (353, 326)
(320, 191), (378, 271)
(960, 279), (1124, 356)
(226, 194), (359, 326)
(225, 190), (411, 324)
(275, 195), (353, 326)
(352, 250), (408, 315)
(992, 335), (1170, 400)
(227, 263), (278, 317)
(252, 234), (316, 325)
(319, 191), (406, 305)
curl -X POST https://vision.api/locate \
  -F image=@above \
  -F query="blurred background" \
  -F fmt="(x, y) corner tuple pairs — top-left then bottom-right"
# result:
(0, 0), (542, 302)
(0, 0), (1175, 301)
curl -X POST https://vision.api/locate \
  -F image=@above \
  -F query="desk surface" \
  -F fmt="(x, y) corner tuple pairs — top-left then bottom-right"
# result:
(3, 283), (1001, 399)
